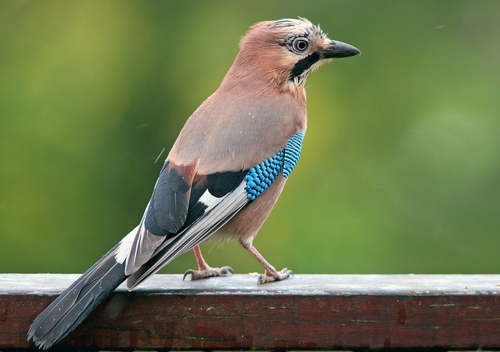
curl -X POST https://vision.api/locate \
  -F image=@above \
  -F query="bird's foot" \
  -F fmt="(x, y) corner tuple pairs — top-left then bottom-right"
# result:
(258, 267), (293, 284)
(183, 266), (234, 281)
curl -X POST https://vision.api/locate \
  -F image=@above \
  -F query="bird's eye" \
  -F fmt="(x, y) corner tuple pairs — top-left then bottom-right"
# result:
(293, 39), (308, 52)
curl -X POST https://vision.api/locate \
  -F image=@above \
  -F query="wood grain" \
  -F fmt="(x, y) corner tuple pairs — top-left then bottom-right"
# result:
(1, 274), (500, 350)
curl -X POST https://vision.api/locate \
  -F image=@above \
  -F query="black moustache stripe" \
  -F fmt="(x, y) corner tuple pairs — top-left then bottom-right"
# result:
(289, 52), (320, 79)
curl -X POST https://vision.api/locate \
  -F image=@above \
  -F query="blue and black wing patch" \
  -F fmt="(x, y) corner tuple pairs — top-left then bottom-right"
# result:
(282, 130), (304, 178)
(245, 129), (304, 199)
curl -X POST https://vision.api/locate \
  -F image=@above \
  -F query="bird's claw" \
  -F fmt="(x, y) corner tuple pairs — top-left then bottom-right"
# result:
(183, 266), (234, 281)
(183, 269), (196, 281)
(258, 268), (293, 284)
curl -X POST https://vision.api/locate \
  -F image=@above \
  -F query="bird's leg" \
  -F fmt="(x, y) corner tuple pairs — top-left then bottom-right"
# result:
(183, 245), (233, 280)
(240, 242), (293, 284)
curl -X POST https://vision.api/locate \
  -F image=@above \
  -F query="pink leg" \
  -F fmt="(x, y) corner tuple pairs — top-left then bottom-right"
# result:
(240, 242), (293, 284)
(193, 245), (210, 271)
(183, 245), (233, 280)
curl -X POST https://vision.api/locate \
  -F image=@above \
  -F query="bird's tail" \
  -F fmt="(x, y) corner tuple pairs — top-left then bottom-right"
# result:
(27, 244), (128, 350)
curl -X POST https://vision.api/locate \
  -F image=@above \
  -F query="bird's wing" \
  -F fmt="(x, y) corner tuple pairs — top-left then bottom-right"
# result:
(125, 129), (305, 289)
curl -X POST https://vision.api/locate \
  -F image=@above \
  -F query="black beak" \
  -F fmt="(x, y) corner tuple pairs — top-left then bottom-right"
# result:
(320, 40), (361, 58)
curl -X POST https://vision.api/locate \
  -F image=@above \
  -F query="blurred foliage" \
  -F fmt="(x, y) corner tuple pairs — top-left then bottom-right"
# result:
(1, 0), (500, 276)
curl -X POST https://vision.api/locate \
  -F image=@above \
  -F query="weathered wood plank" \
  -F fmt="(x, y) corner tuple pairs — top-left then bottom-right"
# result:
(1, 274), (500, 350)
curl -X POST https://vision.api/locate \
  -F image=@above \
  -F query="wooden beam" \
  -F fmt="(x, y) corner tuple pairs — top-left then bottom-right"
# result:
(1, 274), (500, 350)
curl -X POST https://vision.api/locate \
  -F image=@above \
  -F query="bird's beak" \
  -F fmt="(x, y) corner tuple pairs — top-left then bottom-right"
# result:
(320, 39), (361, 58)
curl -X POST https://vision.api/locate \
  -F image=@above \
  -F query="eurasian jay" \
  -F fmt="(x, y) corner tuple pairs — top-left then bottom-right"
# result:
(28, 18), (360, 349)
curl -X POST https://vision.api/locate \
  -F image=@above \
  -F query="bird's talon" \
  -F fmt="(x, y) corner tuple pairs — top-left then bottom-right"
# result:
(183, 269), (196, 281)
(222, 266), (234, 274)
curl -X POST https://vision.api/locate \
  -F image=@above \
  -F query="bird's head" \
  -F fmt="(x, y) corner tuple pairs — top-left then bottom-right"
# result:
(225, 18), (360, 94)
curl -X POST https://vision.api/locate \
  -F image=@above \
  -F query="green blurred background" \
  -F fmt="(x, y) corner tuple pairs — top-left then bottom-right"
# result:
(1, 0), (499, 276)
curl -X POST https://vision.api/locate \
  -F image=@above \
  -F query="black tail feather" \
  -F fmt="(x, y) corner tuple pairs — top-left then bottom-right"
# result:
(27, 244), (128, 350)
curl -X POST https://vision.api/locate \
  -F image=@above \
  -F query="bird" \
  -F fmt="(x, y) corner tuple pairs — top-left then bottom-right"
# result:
(27, 17), (360, 350)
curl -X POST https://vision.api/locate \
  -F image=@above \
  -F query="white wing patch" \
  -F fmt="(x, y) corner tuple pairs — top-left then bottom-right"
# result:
(199, 189), (225, 208)
(124, 222), (165, 276)
(115, 225), (139, 264)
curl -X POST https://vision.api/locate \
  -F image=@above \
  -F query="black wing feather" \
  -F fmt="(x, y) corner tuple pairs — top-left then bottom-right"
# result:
(144, 161), (191, 235)
(207, 170), (247, 197)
